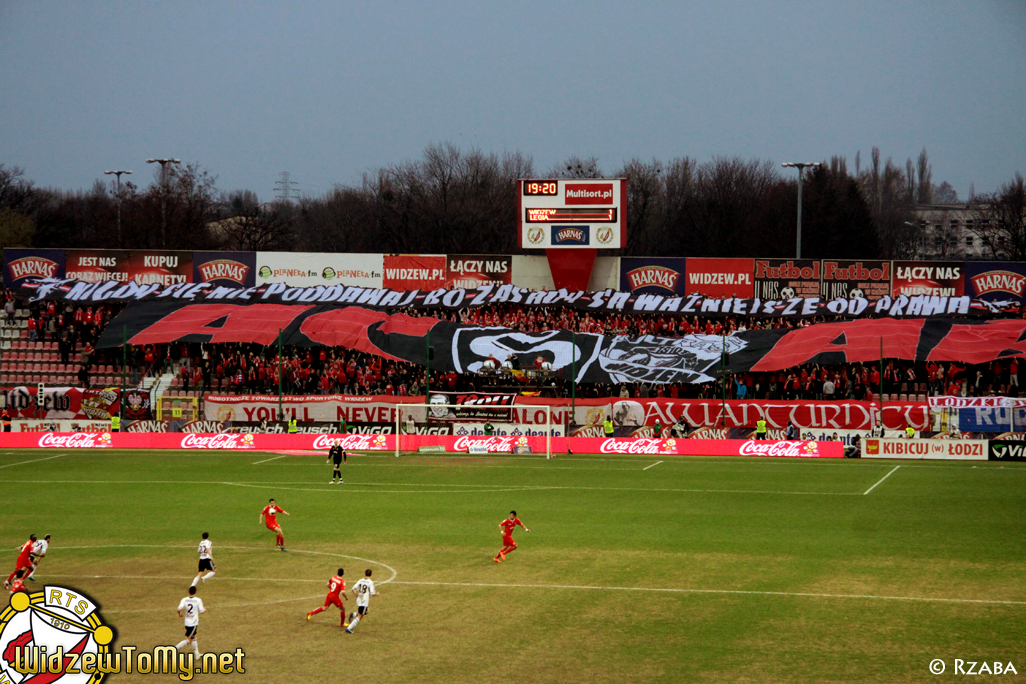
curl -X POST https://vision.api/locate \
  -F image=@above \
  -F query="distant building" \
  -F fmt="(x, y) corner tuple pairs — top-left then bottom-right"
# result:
(914, 203), (1004, 260)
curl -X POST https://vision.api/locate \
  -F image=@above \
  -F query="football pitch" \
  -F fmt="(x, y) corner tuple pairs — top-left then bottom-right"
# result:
(2, 448), (1025, 683)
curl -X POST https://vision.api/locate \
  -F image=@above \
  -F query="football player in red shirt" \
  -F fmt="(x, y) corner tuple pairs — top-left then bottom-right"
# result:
(5, 534), (36, 589)
(260, 499), (290, 551)
(493, 511), (529, 563)
(306, 568), (348, 627)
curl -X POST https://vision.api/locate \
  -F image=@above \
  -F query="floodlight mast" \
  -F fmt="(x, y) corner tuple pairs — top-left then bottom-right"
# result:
(103, 170), (132, 247)
(781, 162), (821, 259)
(146, 158), (180, 247)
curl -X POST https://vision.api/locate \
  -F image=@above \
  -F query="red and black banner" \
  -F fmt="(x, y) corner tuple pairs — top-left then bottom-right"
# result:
(94, 300), (1026, 382)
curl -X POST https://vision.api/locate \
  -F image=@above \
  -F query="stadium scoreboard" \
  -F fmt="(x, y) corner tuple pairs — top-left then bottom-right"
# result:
(518, 178), (627, 249)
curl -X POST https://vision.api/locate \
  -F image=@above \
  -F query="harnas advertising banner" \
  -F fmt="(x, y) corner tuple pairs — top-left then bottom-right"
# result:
(683, 258), (754, 298)
(753, 260), (821, 299)
(964, 262), (1026, 304)
(620, 258), (688, 295)
(3, 248), (65, 288)
(193, 251), (256, 288)
(892, 261), (964, 297)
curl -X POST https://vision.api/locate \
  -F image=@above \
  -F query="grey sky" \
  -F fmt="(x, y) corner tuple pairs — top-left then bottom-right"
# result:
(1, 1), (1023, 204)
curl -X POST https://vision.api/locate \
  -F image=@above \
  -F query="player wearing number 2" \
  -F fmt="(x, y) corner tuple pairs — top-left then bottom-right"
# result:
(260, 498), (290, 551)
(493, 510), (529, 563)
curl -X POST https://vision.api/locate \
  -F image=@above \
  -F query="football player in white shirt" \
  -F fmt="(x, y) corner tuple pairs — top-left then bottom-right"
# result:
(175, 586), (205, 656)
(191, 532), (216, 587)
(345, 569), (378, 634)
(29, 534), (50, 581)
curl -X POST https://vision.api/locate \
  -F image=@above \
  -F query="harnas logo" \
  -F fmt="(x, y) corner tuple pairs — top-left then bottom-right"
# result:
(0, 585), (115, 683)
(627, 266), (680, 293)
(971, 271), (1026, 297)
(8, 258), (60, 281)
(197, 260), (250, 285)
(551, 226), (590, 246)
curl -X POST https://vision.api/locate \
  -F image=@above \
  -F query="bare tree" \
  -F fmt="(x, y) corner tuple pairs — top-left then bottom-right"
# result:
(969, 173), (1026, 259)
(916, 148), (933, 203)
(549, 155), (602, 179)
(214, 190), (295, 251)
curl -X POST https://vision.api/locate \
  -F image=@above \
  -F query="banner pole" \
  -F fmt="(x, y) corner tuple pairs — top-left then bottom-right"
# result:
(277, 328), (283, 422)
(425, 329), (431, 399)
(720, 336), (727, 430)
(571, 331), (576, 421)
(879, 337), (884, 435)
(121, 325), (127, 424)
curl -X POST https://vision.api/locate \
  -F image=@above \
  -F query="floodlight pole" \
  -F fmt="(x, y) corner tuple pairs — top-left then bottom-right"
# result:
(146, 158), (180, 248)
(781, 162), (821, 259)
(104, 170), (132, 247)
(277, 328), (283, 422)
(121, 325), (127, 424)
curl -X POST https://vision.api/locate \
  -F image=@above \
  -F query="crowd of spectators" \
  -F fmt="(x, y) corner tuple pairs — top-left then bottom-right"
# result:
(4, 291), (1021, 401)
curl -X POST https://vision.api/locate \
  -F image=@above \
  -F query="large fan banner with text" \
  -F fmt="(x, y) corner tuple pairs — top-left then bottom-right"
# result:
(90, 299), (1026, 382)
(16, 276), (1022, 320)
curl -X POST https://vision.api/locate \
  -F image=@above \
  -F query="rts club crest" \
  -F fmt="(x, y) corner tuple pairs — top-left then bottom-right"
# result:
(0, 586), (114, 683)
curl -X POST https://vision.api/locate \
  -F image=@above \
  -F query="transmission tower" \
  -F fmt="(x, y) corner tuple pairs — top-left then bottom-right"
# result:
(274, 171), (300, 203)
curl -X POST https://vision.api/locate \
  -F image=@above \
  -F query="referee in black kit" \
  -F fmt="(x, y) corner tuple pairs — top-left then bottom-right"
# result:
(329, 443), (347, 484)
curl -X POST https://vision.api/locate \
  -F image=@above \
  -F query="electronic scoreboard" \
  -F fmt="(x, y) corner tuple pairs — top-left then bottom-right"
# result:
(518, 178), (627, 249)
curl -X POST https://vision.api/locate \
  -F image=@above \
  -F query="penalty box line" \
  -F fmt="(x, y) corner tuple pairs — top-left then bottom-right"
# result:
(391, 580), (1026, 607)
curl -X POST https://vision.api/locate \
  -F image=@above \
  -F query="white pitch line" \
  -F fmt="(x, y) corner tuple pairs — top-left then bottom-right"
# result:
(864, 465), (901, 495)
(643, 461), (663, 471)
(390, 580), (1026, 607)
(0, 453), (66, 469)
(252, 454), (288, 465)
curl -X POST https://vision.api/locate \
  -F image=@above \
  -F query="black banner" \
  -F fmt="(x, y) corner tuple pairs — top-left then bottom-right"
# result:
(989, 440), (1026, 461)
(93, 300), (1026, 383)
(19, 277), (1018, 319)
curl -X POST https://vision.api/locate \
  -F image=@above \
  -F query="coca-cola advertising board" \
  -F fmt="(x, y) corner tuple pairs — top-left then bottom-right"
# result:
(65, 250), (193, 286)
(682, 258), (754, 298)
(255, 252), (383, 288)
(445, 255), (512, 289)
(3, 248), (65, 288)
(193, 251), (256, 287)
(0, 432), (843, 457)
(753, 259), (821, 299)
(820, 260), (891, 301)
(619, 258), (688, 295)
(383, 255), (447, 290)
(963, 261), (1026, 304)
(891, 261), (964, 297)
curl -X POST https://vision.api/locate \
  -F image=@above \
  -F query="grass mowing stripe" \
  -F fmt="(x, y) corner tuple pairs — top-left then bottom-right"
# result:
(392, 581), (1026, 606)
(252, 454), (289, 464)
(0, 453), (66, 469)
(863, 465), (901, 495)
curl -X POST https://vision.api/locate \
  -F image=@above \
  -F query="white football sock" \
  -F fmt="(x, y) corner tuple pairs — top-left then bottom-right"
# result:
(193, 641), (200, 656)
(348, 616), (360, 630)
(191, 577), (199, 587)
(203, 572), (215, 581)
(176, 640), (188, 650)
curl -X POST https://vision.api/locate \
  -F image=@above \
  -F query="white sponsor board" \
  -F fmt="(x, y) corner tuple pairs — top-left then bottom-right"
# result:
(454, 422), (565, 437)
(256, 252), (383, 288)
(861, 438), (988, 460)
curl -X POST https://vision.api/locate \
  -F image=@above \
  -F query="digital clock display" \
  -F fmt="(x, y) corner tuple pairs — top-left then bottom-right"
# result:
(523, 181), (559, 196)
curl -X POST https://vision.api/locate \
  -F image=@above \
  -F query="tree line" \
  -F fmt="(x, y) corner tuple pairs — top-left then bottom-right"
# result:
(0, 144), (1022, 259)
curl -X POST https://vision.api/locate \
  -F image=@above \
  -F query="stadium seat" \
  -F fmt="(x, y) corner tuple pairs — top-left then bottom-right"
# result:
(917, 394), (927, 402)
(898, 394), (908, 402)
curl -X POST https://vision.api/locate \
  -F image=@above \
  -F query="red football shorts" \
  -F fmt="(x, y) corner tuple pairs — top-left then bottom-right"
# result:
(502, 536), (516, 547)
(266, 522), (280, 531)
(324, 594), (343, 609)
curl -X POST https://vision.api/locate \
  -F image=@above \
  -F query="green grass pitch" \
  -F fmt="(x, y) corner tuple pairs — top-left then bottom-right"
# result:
(2, 448), (1024, 683)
